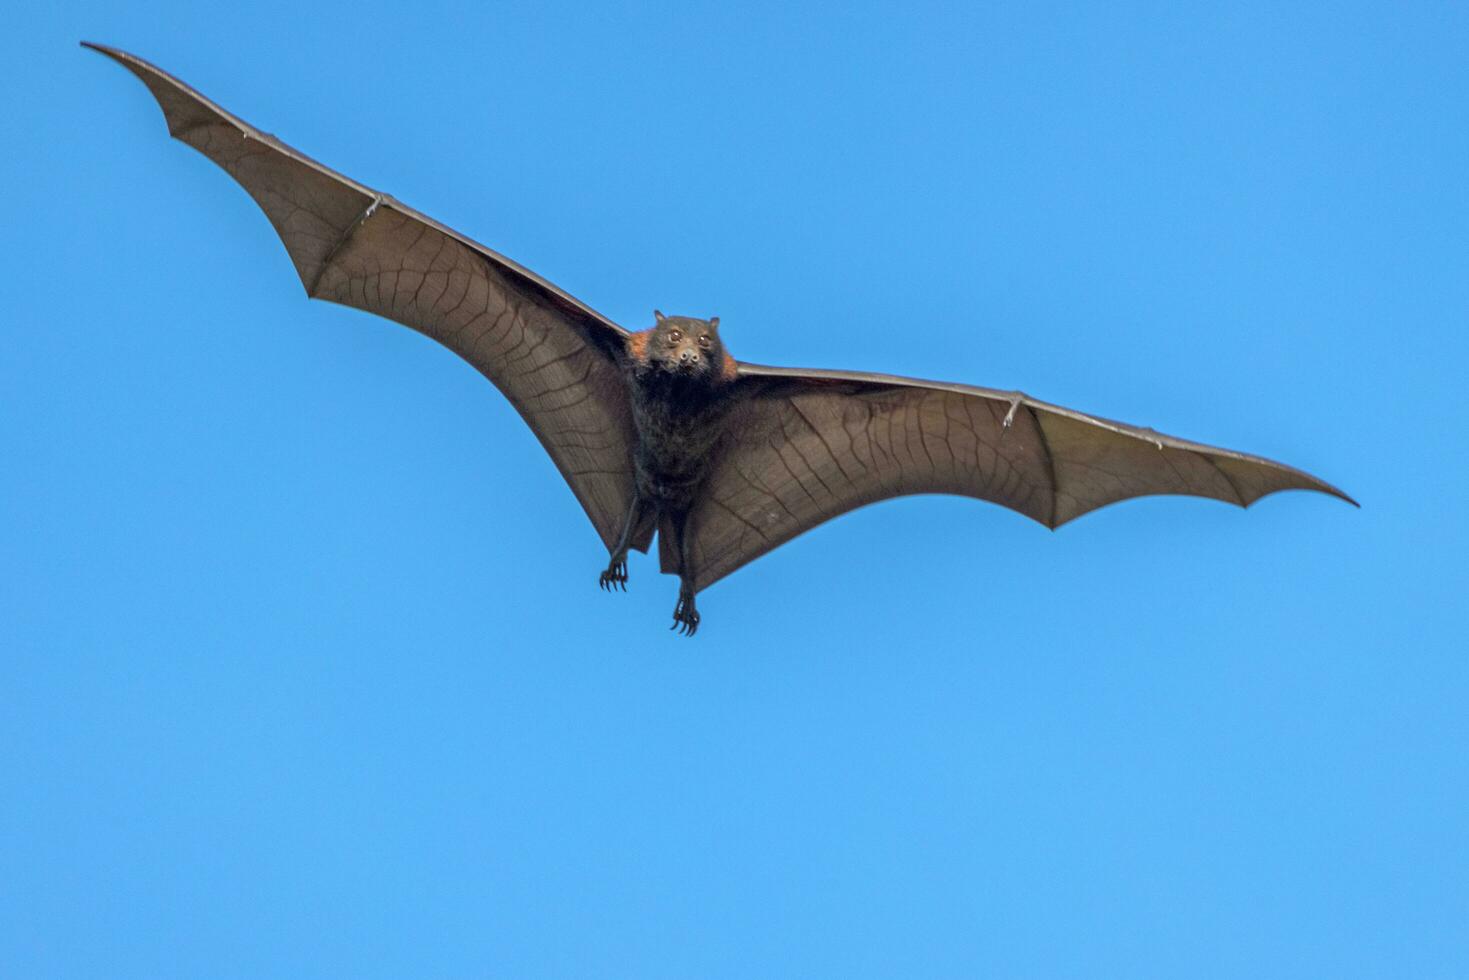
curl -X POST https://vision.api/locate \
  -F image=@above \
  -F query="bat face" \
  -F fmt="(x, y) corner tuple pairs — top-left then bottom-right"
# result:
(643, 311), (727, 384)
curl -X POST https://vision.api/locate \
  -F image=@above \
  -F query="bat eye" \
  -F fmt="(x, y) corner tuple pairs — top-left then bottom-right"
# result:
(698, 335), (712, 349)
(667, 329), (682, 343)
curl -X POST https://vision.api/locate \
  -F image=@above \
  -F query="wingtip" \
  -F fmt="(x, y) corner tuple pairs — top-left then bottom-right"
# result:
(79, 41), (129, 63)
(1310, 477), (1358, 509)
(1279, 481), (1358, 510)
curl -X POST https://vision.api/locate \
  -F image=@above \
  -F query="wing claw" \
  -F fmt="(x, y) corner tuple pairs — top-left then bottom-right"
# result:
(1001, 392), (1024, 435)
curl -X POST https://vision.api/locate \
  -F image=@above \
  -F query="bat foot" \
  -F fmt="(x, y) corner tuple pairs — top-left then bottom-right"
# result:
(598, 559), (628, 592)
(670, 591), (700, 636)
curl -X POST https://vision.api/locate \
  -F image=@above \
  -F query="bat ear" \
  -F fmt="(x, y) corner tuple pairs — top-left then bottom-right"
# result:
(708, 316), (720, 330)
(653, 309), (665, 323)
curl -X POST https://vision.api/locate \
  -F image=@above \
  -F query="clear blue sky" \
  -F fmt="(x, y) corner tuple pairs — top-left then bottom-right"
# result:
(3, 1), (1464, 976)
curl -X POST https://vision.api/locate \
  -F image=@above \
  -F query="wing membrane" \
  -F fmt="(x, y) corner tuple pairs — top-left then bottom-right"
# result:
(684, 365), (1353, 591)
(86, 43), (638, 550)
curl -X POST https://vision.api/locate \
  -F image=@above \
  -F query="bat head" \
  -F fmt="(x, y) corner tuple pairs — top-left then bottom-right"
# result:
(640, 310), (732, 383)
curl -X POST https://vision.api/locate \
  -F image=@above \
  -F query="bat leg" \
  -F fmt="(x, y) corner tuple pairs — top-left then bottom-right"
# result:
(667, 511), (701, 636)
(599, 495), (649, 592)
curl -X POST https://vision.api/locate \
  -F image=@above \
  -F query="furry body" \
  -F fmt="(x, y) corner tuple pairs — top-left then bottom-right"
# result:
(606, 313), (736, 633)
(628, 361), (733, 509)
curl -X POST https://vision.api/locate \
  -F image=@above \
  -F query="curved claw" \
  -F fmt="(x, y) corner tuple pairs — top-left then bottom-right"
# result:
(598, 559), (629, 592)
(670, 592), (701, 637)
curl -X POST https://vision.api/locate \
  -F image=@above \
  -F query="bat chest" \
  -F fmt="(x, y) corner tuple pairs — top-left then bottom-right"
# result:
(629, 382), (732, 507)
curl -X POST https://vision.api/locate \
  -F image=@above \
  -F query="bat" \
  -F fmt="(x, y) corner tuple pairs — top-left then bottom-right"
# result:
(85, 43), (1354, 636)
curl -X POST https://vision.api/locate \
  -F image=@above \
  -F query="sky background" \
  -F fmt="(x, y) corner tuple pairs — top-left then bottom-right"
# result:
(3, 1), (1465, 976)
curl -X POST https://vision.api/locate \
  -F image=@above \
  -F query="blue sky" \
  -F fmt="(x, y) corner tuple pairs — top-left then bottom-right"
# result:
(3, 1), (1465, 976)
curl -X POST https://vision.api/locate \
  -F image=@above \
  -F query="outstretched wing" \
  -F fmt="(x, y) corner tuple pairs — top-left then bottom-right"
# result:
(85, 43), (638, 552)
(682, 364), (1354, 591)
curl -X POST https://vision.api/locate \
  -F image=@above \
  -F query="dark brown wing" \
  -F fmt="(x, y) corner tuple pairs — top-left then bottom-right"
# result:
(85, 43), (638, 552)
(682, 363), (1354, 591)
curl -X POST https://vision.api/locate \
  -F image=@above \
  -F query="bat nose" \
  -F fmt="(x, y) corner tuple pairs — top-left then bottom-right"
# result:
(680, 350), (700, 364)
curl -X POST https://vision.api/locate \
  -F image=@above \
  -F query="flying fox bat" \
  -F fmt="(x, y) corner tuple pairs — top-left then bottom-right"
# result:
(85, 43), (1354, 635)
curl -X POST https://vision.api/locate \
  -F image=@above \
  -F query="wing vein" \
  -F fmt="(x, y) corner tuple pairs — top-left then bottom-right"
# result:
(1196, 450), (1246, 506)
(1026, 405), (1060, 528)
(308, 195), (382, 296)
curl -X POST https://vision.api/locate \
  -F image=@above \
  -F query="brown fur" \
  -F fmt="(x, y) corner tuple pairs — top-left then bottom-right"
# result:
(626, 328), (652, 364)
(721, 351), (739, 384)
